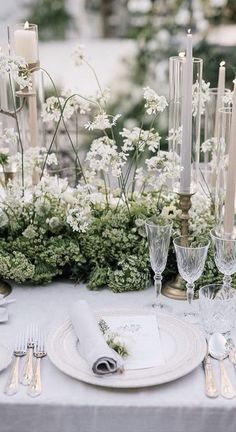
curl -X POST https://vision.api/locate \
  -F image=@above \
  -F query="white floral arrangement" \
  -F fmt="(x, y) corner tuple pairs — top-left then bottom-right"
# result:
(0, 46), (218, 291)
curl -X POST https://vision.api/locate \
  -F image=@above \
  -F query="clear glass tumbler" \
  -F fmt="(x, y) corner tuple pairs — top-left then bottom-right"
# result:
(145, 218), (172, 309)
(199, 284), (236, 336)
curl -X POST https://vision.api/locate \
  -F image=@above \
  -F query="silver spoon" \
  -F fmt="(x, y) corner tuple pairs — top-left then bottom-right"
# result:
(209, 333), (236, 399)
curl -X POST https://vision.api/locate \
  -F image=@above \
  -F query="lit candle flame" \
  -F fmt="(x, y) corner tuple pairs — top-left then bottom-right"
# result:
(187, 28), (191, 34)
(220, 61), (225, 67)
(179, 51), (185, 58)
(24, 21), (29, 30)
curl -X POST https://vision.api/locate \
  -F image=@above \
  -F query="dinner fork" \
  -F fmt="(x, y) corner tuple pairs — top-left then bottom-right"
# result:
(28, 332), (47, 397)
(21, 324), (38, 385)
(4, 332), (26, 396)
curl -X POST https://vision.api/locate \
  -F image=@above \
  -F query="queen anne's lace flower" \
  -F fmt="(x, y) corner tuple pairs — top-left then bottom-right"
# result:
(85, 112), (121, 131)
(192, 79), (210, 116)
(41, 96), (74, 123)
(72, 45), (87, 67)
(62, 89), (91, 115)
(0, 128), (18, 148)
(143, 87), (168, 115)
(120, 127), (160, 153)
(86, 136), (125, 177)
(0, 53), (31, 89)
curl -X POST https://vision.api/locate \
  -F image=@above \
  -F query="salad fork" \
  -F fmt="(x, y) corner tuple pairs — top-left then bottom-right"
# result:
(28, 332), (47, 397)
(4, 332), (26, 396)
(21, 324), (38, 385)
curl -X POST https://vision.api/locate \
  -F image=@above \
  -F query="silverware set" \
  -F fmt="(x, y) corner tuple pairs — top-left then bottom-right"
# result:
(203, 333), (236, 399)
(4, 325), (46, 397)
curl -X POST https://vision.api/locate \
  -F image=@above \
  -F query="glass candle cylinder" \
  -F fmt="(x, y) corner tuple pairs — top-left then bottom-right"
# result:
(214, 106), (236, 236)
(200, 88), (230, 194)
(168, 55), (203, 194)
(12, 22), (39, 66)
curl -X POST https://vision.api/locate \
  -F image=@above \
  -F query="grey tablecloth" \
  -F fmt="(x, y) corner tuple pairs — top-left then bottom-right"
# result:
(0, 281), (235, 432)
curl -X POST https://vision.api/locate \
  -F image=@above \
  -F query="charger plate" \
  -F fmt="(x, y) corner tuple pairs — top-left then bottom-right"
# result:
(0, 344), (11, 372)
(47, 309), (206, 388)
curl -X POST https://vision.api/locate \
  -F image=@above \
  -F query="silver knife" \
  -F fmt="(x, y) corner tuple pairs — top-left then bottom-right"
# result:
(203, 341), (219, 398)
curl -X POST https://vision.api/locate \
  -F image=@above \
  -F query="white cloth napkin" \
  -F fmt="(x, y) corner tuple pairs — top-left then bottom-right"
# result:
(69, 300), (123, 375)
(0, 295), (15, 323)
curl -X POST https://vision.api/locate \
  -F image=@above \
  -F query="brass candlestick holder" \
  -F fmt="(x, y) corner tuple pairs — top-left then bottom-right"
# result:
(162, 191), (195, 300)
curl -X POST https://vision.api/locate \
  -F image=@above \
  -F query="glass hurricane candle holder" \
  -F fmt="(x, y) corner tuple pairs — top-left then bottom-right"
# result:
(168, 55), (203, 194)
(145, 218), (172, 309)
(200, 88), (230, 194)
(12, 22), (39, 67)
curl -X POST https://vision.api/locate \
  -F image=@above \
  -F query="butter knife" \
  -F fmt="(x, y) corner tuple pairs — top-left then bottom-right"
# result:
(203, 342), (219, 398)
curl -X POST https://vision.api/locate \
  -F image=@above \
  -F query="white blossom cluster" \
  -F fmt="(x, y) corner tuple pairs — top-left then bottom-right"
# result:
(0, 128), (18, 151)
(0, 53), (31, 89)
(72, 45), (87, 67)
(143, 87), (168, 115)
(120, 127), (160, 153)
(192, 79), (210, 116)
(85, 136), (126, 178)
(85, 112), (121, 131)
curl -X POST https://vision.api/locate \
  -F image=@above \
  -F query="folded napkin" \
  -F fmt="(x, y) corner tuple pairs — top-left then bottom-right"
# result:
(0, 295), (15, 323)
(69, 300), (123, 375)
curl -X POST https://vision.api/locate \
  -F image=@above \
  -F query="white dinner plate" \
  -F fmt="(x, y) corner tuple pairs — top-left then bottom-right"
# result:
(47, 309), (206, 388)
(0, 343), (11, 372)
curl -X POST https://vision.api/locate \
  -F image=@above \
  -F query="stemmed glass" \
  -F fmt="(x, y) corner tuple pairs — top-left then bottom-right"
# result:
(145, 217), (172, 309)
(173, 235), (210, 317)
(210, 229), (236, 295)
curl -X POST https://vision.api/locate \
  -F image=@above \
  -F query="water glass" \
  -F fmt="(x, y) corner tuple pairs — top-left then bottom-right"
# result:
(173, 235), (209, 304)
(199, 284), (236, 336)
(145, 218), (172, 309)
(210, 228), (236, 293)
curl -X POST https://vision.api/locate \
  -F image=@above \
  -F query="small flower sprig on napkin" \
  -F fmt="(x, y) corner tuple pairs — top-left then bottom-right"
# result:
(99, 319), (129, 358)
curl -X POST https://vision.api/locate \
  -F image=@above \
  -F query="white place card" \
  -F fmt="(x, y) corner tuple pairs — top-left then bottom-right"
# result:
(102, 314), (165, 370)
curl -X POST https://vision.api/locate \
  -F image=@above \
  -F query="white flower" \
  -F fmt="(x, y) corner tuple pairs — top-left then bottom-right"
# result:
(22, 225), (37, 239)
(143, 87), (168, 115)
(0, 128), (18, 148)
(48, 216), (60, 230)
(41, 96), (74, 123)
(120, 127), (160, 153)
(201, 137), (217, 153)
(192, 80), (210, 116)
(0, 53), (32, 89)
(72, 45), (87, 67)
(85, 112), (121, 131)
(161, 204), (181, 220)
(62, 89), (91, 115)
(167, 126), (182, 147)
(145, 151), (182, 189)
(223, 91), (233, 105)
(66, 206), (91, 233)
(86, 136), (125, 177)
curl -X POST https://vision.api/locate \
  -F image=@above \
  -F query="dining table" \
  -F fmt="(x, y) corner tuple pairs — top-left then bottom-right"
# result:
(0, 280), (236, 432)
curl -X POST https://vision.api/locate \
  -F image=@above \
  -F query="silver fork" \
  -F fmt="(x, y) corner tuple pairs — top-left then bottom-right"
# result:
(21, 324), (38, 385)
(4, 332), (27, 395)
(28, 332), (47, 397)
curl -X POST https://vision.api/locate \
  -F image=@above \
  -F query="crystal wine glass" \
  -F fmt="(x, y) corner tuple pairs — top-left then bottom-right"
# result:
(173, 235), (210, 309)
(210, 229), (236, 295)
(145, 217), (172, 309)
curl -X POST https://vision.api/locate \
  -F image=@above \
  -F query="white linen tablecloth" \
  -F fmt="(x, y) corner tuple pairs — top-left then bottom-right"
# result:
(0, 281), (235, 432)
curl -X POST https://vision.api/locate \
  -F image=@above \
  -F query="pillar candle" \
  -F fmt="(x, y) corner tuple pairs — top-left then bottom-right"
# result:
(214, 61), (225, 138)
(179, 30), (193, 193)
(14, 22), (38, 64)
(223, 80), (236, 235)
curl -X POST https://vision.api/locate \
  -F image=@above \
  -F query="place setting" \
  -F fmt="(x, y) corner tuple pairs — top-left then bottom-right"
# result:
(2, 3), (236, 431)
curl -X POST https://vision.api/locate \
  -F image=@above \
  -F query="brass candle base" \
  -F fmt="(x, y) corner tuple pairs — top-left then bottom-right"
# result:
(162, 275), (187, 300)
(162, 191), (195, 300)
(0, 280), (12, 297)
